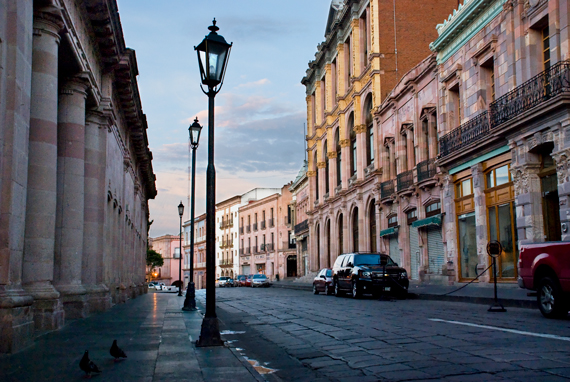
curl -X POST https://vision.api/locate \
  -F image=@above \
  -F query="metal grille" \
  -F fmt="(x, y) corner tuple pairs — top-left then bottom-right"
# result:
(389, 237), (400, 266)
(409, 226), (420, 280)
(381, 180), (394, 199)
(439, 111), (489, 158)
(397, 170), (413, 191)
(417, 159), (436, 182)
(490, 60), (570, 128)
(427, 226), (444, 275)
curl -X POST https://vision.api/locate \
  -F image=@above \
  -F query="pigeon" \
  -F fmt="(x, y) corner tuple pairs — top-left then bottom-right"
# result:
(109, 339), (127, 361)
(79, 350), (101, 378)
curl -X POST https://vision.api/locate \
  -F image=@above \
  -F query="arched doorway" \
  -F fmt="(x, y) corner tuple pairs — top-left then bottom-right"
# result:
(352, 208), (359, 252)
(316, 223), (321, 269)
(369, 200), (377, 252)
(326, 220), (331, 267)
(338, 213), (344, 256)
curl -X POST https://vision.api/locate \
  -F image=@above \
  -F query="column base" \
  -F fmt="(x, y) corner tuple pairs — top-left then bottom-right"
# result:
(55, 284), (88, 319)
(23, 282), (64, 331)
(0, 288), (35, 354)
(196, 316), (224, 347)
(84, 284), (112, 314)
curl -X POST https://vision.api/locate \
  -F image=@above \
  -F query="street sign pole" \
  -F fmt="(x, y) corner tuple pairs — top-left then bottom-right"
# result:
(487, 240), (506, 312)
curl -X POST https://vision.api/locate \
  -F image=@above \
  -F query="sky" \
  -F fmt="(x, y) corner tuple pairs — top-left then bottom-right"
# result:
(115, 0), (331, 237)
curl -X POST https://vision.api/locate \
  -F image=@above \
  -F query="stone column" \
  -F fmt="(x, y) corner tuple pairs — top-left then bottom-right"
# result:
(328, 152), (338, 197)
(317, 162), (326, 202)
(471, 164), (490, 282)
(82, 111), (111, 313)
(22, 9), (64, 331)
(355, 124), (366, 180)
(553, 148), (570, 241)
(511, 163), (544, 245)
(397, 130), (408, 174)
(54, 77), (88, 318)
(340, 139), (350, 188)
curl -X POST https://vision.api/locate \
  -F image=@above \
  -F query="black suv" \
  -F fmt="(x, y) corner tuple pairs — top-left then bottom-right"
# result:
(332, 253), (409, 298)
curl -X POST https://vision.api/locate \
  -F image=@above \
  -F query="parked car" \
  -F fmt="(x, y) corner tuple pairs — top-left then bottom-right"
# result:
(243, 274), (253, 287)
(251, 274), (270, 287)
(218, 276), (231, 287)
(162, 284), (179, 292)
(236, 275), (247, 287)
(518, 242), (570, 318)
(147, 282), (165, 290)
(313, 268), (333, 295)
(332, 253), (408, 299)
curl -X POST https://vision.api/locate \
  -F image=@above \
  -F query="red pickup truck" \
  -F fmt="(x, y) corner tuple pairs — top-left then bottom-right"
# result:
(518, 242), (570, 318)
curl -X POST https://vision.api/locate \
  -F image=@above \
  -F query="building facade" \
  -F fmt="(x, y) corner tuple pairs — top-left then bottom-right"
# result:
(0, 0), (156, 353)
(290, 161), (310, 277)
(216, 196), (241, 279)
(182, 213), (206, 290)
(238, 186), (295, 279)
(432, 0), (570, 283)
(149, 235), (181, 286)
(302, 0), (457, 275)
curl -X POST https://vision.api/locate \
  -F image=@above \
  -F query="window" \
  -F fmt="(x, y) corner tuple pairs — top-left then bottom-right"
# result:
(338, 213), (344, 255)
(352, 208), (359, 252)
(324, 141), (330, 194)
(425, 202), (441, 217)
(456, 178), (473, 198)
(407, 209), (417, 224)
(481, 59), (495, 104)
(174, 247), (180, 259)
(449, 83), (461, 128)
(388, 215), (398, 228)
(486, 164), (511, 188)
(543, 26), (550, 71)
(364, 95), (374, 166)
(335, 130), (342, 187)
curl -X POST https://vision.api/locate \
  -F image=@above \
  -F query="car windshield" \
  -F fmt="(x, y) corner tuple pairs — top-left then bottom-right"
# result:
(325, 269), (332, 277)
(353, 254), (395, 266)
(253, 274), (266, 279)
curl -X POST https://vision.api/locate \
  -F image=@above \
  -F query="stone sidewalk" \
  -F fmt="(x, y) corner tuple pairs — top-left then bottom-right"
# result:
(0, 291), (264, 382)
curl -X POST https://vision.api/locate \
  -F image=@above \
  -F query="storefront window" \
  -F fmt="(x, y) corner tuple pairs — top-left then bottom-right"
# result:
(486, 164), (510, 188)
(488, 203), (518, 278)
(458, 212), (478, 278)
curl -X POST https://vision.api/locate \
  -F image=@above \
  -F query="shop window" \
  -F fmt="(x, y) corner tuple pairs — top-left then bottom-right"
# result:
(458, 212), (477, 278)
(457, 178), (473, 198)
(486, 164), (510, 188)
(488, 203), (518, 278)
(388, 214), (398, 228)
(425, 201), (441, 217)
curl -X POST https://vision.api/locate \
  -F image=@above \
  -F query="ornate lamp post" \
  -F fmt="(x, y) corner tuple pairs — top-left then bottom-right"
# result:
(195, 19), (232, 347)
(182, 118), (202, 311)
(177, 201), (184, 296)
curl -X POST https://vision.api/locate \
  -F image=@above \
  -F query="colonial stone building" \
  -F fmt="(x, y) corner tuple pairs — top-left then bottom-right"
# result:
(289, 161), (310, 277)
(0, 0), (156, 353)
(302, 0), (457, 274)
(148, 235), (181, 286)
(433, 0), (570, 283)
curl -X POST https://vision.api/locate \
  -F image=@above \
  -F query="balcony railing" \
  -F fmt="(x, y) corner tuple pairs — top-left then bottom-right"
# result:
(439, 111), (489, 158)
(397, 170), (413, 191)
(269, 218), (274, 227)
(417, 159), (436, 182)
(253, 223), (258, 231)
(380, 180), (394, 199)
(265, 243), (274, 251)
(261, 221), (266, 230)
(490, 60), (570, 128)
(245, 247), (250, 254)
(246, 225), (251, 233)
(239, 226), (244, 235)
(294, 220), (309, 234)
(240, 248), (244, 255)
(220, 259), (233, 266)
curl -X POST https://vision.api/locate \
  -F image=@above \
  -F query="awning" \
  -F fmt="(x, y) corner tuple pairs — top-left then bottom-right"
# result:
(412, 214), (442, 229)
(380, 227), (398, 237)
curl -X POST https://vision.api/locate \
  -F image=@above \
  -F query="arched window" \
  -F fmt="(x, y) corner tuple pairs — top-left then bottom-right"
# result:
(348, 112), (356, 177)
(316, 224), (321, 269)
(335, 130), (342, 187)
(338, 213), (344, 255)
(369, 200), (376, 252)
(326, 220), (331, 267)
(314, 152), (319, 201)
(364, 94), (374, 166)
(324, 141), (330, 195)
(352, 207), (359, 252)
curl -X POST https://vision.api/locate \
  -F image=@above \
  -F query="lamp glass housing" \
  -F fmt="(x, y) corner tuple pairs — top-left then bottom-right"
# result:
(195, 20), (232, 87)
(189, 118), (202, 147)
(178, 201), (184, 217)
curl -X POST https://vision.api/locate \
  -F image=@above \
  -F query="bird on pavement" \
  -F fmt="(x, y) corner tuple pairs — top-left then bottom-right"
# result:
(110, 339), (127, 361)
(79, 350), (101, 378)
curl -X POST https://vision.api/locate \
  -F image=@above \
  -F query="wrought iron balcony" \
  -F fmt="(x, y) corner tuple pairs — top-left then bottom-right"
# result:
(380, 180), (394, 199)
(397, 170), (413, 191)
(261, 221), (266, 229)
(439, 111), (489, 158)
(239, 226), (244, 235)
(265, 243), (274, 251)
(417, 159), (436, 182)
(253, 223), (258, 231)
(269, 218), (274, 227)
(490, 60), (570, 128)
(246, 225), (251, 233)
(294, 219), (309, 234)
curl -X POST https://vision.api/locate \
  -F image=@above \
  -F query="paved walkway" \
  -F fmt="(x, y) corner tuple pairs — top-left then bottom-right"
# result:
(0, 291), (263, 382)
(274, 277), (537, 309)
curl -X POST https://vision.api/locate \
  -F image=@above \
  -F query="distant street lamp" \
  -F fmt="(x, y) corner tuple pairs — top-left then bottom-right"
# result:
(182, 118), (202, 312)
(195, 19), (232, 347)
(178, 201), (184, 296)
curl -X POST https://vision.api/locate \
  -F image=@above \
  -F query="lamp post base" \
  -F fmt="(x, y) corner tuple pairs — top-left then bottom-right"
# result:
(196, 316), (224, 347)
(182, 282), (197, 311)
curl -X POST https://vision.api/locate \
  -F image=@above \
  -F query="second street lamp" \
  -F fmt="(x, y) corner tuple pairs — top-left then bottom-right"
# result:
(177, 201), (184, 296)
(195, 19), (232, 348)
(182, 118), (202, 311)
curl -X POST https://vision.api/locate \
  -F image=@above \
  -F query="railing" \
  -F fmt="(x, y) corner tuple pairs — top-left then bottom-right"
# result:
(397, 170), (413, 191)
(265, 243), (274, 251)
(246, 225), (251, 233)
(240, 248), (244, 255)
(253, 223), (258, 231)
(239, 226), (244, 234)
(220, 259), (233, 266)
(380, 180), (394, 199)
(269, 218), (274, 227)
(245, 247), (250, 254)
(439, 111), (489, 158)
(490, 60), (570, 128)
(260, 244), (265, 251)
(295, 220), (309, 234)
(417, 158), (436, 182)
(261, 221), (266, 229)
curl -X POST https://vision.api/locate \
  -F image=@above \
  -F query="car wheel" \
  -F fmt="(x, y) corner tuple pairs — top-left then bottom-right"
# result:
(538, 276), (568, 318)
(334, 281), (342, 297)
(352, 280), (361, 299)
(313, 283), (319, 295)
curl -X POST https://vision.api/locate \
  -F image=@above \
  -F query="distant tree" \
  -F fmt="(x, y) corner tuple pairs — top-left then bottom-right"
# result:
(146, 248), (164, 269)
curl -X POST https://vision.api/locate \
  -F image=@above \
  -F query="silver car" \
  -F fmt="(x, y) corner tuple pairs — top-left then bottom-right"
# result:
(251, 274), (269, 287)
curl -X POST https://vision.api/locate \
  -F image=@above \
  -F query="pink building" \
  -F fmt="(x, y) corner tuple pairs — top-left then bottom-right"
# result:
(149, 235), (182, 287)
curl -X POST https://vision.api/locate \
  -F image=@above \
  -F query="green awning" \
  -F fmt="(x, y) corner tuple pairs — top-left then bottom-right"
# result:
(412, 214), (442, 228)
(380, 227), (398, 237)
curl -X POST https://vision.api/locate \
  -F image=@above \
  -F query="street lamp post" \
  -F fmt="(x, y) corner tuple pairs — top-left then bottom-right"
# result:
(195, 19), (232, 347)
(182, 118), (202, 311)
(178, 201), (184, 296)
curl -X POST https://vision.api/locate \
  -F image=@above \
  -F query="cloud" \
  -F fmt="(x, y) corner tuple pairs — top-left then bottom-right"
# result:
(235, 78), (271, 88)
